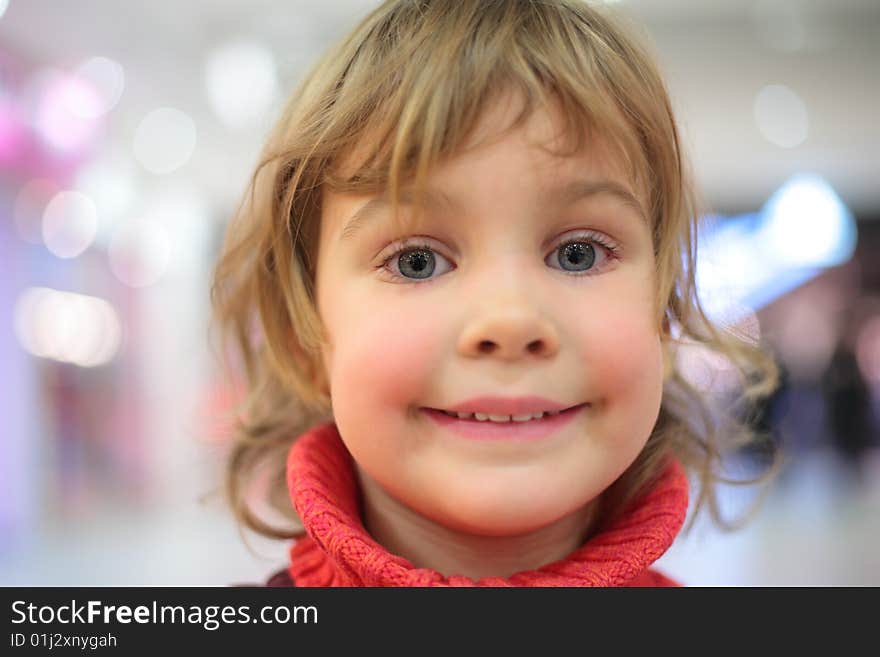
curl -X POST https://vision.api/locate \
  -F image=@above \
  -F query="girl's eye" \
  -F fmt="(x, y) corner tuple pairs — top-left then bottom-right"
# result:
(383, 243), (454, 282)
(379, 231), (618, 283)
(545, 235), (616, 275)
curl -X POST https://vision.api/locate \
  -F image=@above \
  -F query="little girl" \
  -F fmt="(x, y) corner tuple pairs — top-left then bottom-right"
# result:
(212, 0), (778, 587)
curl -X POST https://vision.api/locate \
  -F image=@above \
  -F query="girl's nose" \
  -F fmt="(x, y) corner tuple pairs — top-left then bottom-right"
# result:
(457, 309), (560, 361)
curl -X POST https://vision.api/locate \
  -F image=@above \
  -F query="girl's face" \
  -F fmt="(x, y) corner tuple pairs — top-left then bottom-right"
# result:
(315, 96), (664, 537)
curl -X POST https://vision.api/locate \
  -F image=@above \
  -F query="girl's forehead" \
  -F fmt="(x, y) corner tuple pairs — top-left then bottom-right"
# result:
(329, 90), (647, 205)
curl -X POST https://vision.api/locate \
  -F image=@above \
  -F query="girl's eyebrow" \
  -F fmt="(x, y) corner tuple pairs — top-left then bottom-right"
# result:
(340, 187), (457, 242)
(339, 178), (646, 242)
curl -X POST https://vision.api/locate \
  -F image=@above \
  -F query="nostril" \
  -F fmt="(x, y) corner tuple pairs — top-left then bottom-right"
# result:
(478, 340), (495, 354)
(527, 340), (543, 354)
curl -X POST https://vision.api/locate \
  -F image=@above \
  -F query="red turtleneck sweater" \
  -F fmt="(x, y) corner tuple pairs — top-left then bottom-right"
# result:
(267, 421), (688, 587)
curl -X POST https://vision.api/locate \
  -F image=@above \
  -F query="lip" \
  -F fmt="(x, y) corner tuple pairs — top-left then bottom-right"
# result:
(441, 395), (575, 416)
(421, 402), (588, 442)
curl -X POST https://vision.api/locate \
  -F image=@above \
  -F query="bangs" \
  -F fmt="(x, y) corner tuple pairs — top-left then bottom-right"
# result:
(318, 0), (657, 233)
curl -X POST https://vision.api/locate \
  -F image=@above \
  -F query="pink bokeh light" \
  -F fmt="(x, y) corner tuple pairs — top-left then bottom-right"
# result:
(33, 71), (102, 154)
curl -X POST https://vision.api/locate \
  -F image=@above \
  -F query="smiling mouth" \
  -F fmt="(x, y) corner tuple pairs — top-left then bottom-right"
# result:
(425, 403), (588, 423)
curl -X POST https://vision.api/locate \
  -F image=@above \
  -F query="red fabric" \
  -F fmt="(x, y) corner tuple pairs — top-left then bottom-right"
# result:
(284, 421), (688, 587)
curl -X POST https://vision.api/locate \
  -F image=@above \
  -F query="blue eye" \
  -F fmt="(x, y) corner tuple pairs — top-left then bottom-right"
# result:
(546, 237), (616, 274)
(398, 248), (435, 279)
(384, 244), (454, 281)
(555, 241), (596, 272)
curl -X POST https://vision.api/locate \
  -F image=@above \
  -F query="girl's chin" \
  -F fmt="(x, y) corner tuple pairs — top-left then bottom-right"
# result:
(419, 497), (593, 538)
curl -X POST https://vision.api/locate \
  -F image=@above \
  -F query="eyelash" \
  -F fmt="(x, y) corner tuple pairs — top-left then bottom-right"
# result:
(378, 230), (621, 284)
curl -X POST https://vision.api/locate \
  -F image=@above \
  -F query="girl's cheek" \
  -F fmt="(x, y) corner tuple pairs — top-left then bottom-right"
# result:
(331, 296), (445, 408)
(583, 302), (663, 405)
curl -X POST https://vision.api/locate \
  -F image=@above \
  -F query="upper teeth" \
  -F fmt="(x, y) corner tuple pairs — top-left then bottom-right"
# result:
(441, 410), (560, 422)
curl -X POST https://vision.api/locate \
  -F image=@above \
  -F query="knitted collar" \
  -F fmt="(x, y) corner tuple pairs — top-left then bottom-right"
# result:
(285, 421), (688, 587)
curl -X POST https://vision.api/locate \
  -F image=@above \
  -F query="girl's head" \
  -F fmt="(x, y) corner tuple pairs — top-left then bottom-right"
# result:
(213, 0), (778, 540)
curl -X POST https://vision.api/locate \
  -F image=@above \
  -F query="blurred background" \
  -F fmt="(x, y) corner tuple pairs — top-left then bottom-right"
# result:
(1, 0), (878, 586)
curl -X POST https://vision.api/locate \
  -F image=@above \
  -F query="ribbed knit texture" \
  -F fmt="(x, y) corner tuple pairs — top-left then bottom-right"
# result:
(286, 421), (689, 587)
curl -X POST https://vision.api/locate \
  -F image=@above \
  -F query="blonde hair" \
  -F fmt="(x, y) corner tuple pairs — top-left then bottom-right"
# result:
(211, 0), (780, 540)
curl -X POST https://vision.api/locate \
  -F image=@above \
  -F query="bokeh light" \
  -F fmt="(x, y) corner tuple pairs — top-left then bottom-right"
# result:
(31, 68), (103, 153)
(132, 107), (197, 174)
(13, 287), (122, 367)
(754, 84), (809, 148)
(74, 56), (125, 118)
(761, 173), (857, 268)
(41, 190), (98, 258)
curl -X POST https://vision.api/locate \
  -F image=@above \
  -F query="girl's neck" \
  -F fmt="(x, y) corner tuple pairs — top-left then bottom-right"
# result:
(356, 467), (599, 580)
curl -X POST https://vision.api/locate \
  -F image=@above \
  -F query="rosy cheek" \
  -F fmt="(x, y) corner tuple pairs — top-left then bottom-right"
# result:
(579, 303), (662, 403)
(331, 298), (444, 410)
